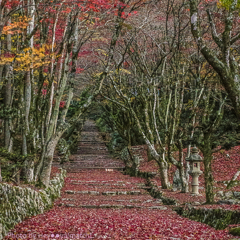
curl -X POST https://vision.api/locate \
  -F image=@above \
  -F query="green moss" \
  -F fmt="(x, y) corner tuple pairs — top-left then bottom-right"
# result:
(229, 227), (240, 236)
(175, 206), (240, 230)
(1, 169), (66, 238)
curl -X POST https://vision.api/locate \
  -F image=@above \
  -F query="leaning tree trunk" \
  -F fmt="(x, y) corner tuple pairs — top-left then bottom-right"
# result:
(39, 137), (60, 187)
(202, 134), (214, 204)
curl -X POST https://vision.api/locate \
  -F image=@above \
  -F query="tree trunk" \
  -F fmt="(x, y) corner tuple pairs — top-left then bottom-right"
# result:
(39, 137), (59, 187)
(0, 164), (2, 182)
(23, 158), (34, 182)
(179, 166), (189, 193)
(159, 160), (170, 189)
(158, 151), (170, 189)
(202, 134), (214, 204)
(147, 147), (154, 161)
(190, 0), (240, 119)
(4, 28), (12, 152)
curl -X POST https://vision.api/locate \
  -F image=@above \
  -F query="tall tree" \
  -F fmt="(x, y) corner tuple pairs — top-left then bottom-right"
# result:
(189, 0), (240, 118)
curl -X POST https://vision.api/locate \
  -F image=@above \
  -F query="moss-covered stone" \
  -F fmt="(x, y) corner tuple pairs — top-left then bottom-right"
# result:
(229, 227), (240, 236)
(174, 205), (240, 230)
(0, 168), (66, 239)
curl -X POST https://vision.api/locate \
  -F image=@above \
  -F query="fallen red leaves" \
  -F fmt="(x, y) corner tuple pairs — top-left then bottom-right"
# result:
(136, 145), (240, 204)
(5, 169), (235, 239)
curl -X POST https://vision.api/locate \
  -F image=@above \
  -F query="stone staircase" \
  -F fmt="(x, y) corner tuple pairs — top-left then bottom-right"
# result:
(55, 120), (125, 172)
(53, 120), (168, 209)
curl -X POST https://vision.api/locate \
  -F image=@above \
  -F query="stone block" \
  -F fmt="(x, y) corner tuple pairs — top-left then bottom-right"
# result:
(148, 206), (167, 210)
(217, 191), (224, 197)
(76, 191), (88, 194)
(102, 191), (117, 196)
(65, 204), (75, 207)
(89, 191), (100, 195)
(225, 191), (233, 199)
(233, 192), (240, 199)
(65, 190), (75, 194)
(117, 191), (127, 195)
(129, 191), (141, 195)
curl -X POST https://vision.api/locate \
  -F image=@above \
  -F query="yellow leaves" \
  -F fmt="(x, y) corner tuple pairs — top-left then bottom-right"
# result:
(15, 46), (50, 71)
(96, 49), (108, 56)
(0, 45), (52, 71)
(93, 68), (131, 78)
(130, 97), (135, 102)
(2, 16), (31, 35)
(218, 0), (240, 10)
(118, 68), (131, 75)
(44, 79), (49, 85)
(0, 57), (14, 65)
(91, 37), (108, 42)
(93, 72), (103, 77)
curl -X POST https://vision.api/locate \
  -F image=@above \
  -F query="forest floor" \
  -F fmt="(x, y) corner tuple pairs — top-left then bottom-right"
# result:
(135, 144), (240, 209)
(5, 120), (238, 239)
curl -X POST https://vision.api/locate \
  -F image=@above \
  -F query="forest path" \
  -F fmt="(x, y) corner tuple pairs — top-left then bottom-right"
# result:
(62, 119), (124, 171)
(5, 121), (233, 239)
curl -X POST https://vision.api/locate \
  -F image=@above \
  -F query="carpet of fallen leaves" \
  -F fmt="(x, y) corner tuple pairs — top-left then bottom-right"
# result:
(4, 120), (240, 239)
(5, 170), (235, 240)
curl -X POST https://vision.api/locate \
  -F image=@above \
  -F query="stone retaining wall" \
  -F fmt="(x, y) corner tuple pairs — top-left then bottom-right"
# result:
(0, 169), (66, 239)
(174, 204), (240, 230)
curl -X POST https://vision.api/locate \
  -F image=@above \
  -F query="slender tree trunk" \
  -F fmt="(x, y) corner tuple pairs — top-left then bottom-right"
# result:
(179, 166), (188, 193)
(22, 0), (35, 182)
(202, 134), (214, 204)
(4, 26), (12, 152)
(0, 164), (2, 182)
(178, 141), (189, 193)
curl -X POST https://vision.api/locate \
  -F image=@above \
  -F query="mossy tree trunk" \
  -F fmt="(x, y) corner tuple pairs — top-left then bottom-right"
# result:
(201, 133), (214, 204)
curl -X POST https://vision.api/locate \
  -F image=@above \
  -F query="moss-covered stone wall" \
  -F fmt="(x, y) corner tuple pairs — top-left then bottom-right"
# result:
(0, 169), (66, 239)
(174, 205), (240, 230)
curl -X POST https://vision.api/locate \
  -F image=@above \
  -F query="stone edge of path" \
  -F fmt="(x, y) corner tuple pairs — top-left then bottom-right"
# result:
(124, 167), (240, 236)
(0, 168), (67, 239)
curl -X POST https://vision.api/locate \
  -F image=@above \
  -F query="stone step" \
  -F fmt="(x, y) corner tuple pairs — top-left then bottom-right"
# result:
(64, 190), (143, 195)
(61, 204), (167, 210)
(68, 163), (124, 167)
(65, 167), (124, 172)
